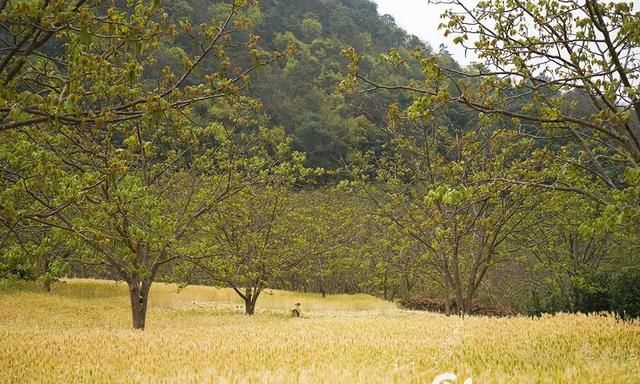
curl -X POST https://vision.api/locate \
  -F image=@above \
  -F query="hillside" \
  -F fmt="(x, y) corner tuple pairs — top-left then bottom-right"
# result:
(166, 0), (440, 168)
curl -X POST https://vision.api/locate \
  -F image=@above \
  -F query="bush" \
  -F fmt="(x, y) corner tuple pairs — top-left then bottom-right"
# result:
(400, 295), (453, 312)
(526, 268), (640, 320)
(609, 267), (640, 321)
(0, 250), (36, 280)
(399, 294), (518, 317)
(574, 271), (611, 314)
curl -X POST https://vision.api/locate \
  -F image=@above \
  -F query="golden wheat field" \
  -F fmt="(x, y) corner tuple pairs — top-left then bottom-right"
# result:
(0, 279), (639, 383)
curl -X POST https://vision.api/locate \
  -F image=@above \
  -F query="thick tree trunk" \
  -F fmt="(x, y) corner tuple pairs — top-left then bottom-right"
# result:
(465, 293), (473, 316)
(128, 279), (151, 330)
(465, 275), (486, 316)
(465, 263), (489, 315)
(243, 287), (261, 315)
(244, 298), (255, 315)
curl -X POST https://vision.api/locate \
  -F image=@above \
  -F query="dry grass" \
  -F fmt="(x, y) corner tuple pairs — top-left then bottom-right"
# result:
(1, 279), (639, 383)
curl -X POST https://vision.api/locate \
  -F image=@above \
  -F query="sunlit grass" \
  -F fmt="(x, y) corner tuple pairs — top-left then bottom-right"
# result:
(1, 279), (638, 383)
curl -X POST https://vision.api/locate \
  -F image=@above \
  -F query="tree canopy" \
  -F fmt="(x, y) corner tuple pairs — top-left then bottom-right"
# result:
(1, 0), (639, 327)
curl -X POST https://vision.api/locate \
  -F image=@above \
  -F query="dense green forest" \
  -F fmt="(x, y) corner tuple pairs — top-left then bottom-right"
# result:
(1, 0), (639, 329)
(163, 0), (434, 169)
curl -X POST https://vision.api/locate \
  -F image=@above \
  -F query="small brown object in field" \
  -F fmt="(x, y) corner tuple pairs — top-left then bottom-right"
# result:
(291, 303), (301, 317)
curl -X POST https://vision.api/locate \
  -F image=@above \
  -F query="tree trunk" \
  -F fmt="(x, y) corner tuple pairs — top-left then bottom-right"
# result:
(443, 274), (451, 316)
(403, 274), (414, 296)
(319, 277), (326, 298)
(128, 279), (151, 330)
(243, 287), (261, 315)
(382, 269), (389, 301)
(452, 258), (464, 315)
(465, 293), (473, 316)
(244, 297), (255, 315)
(453, 278), (464, 315)
(43, 278), (52, 293)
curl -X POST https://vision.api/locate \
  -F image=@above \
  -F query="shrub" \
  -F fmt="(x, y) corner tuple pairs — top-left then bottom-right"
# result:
(399, 294), (518, 317)
(609, 267), (640, 321)
(574, 271), (611, 314)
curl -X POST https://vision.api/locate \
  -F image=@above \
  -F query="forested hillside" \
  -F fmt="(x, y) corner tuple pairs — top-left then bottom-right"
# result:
(164, 0), (438, 168)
